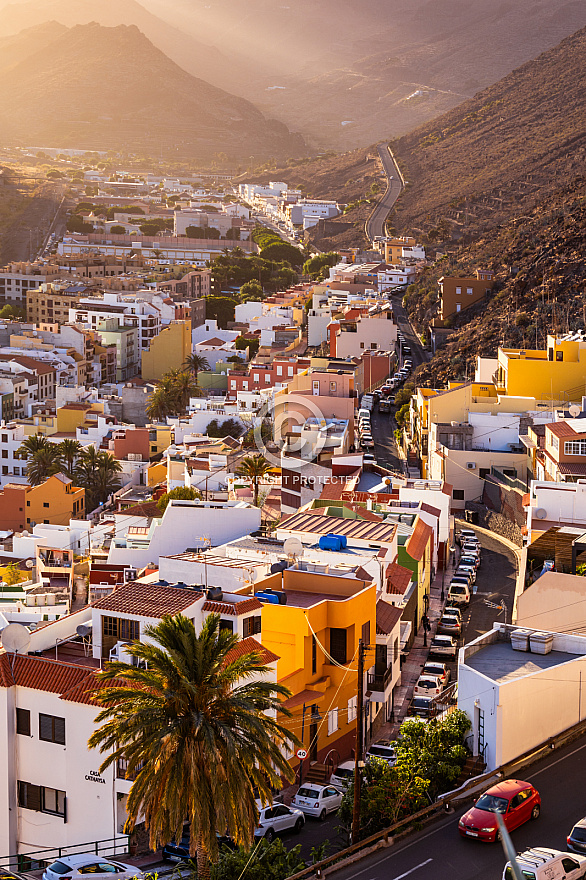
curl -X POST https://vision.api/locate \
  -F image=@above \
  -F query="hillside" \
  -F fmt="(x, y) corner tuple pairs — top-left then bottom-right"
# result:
(405, 176), (586, 387)
(0, 22), (305, 161)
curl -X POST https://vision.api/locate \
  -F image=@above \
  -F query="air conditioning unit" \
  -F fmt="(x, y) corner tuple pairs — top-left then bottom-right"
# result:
(466, 462), (476, 470)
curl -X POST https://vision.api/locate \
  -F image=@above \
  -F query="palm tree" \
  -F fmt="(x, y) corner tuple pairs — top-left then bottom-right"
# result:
(88, 614), (296, 880)
(146, 386), (173, 422)
(17, 432), (51, 461)
(236, 454), (272, 507)
(76, 448), (121, 511)
(26, 446), (62, 486)
(58, 438), (82, 479)
(184, 353), (210, 380)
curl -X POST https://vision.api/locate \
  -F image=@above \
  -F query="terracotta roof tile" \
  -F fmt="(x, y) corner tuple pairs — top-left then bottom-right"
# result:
(0, 653), (94, 696)
(93, 581), (203, 617)
(406, 518), (434, 562)
(547, 421), (580, 438)
(376, 599), (403, 634)
(354, 566), (374, 583)
(386, 561), (413, 595)
(420, 503), (441, 518)
(202, 597), (263, 616)
(225, 636), (279, 665)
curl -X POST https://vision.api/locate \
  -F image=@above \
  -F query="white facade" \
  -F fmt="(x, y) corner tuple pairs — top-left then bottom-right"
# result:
(333, 316), (397, 358)
(0, 420), (27, 487)
(525, 479), (586, 536)
(458, 624), (586, 771)
(191, 319), (239, 348)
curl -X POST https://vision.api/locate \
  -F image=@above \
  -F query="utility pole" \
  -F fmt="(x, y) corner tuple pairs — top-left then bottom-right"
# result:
(352, 639), (365, 843)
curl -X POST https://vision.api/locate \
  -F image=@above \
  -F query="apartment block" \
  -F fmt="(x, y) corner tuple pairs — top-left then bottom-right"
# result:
(438, 269), (494, 320)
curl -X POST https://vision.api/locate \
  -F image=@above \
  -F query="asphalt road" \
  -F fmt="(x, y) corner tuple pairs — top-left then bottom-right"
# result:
(366, 144), (404, 241)
(333, 732), (586, 880)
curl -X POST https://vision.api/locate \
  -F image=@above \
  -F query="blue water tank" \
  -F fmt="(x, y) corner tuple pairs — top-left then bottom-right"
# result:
(256, 591), (280, 605)
(318, 533), (347, 552)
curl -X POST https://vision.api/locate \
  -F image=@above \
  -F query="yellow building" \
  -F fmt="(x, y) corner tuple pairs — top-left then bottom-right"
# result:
(147, 424), (173, 458)
(147, 461), (167, 487)
(254, 566), (376, 771)
(496, 334), (586, 401)
(56, 402), (106, 434)
(141, 320), (192, 382)
(27, 473), (85, 527)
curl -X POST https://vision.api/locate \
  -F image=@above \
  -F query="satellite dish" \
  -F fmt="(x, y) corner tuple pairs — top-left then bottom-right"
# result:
(1, 623), (31, 654)
(25, 559), (34, 569)
(535, 508), (547, 520)
(569, 405), (581, 417)
(284, 537), (303, 557)
(76, 624), (92, 638)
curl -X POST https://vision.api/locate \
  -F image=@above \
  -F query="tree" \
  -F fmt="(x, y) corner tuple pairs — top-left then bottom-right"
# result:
(109, 225), (126, 235)
(88, 613), (297, 880)
(58, 439), (82, 479)
(236, 454), (272, 507)
(239, 281), (263, 300)
(184, 353), (210, 379)
(205, 297), (238, 329)
(157, 486), (202, 513)
(146, 386), (174, 422)
(302, 252), (339, 280)
(212, 838), (305, 880)
(25, 446), (62, 486)
(259, 242), (303, 266)
(3, 563), (23, 586)
(206, 418), (243, 439)
(66, 214), (94, 233)
(76, 448), (122, 511)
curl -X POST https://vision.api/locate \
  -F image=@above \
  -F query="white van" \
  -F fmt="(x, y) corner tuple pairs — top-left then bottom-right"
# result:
(447, 582), (470, 605)
(503, 849), (586, 880)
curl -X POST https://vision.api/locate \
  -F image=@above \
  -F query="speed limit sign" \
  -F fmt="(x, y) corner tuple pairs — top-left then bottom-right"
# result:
(296, 748), (308, 759)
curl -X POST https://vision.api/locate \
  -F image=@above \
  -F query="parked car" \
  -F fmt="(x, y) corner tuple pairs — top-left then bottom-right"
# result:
(408, 696), (436, 718)
(330, 760), (356, 789)
(460, 554), (480, 570)
(457, 528), (477, 545)
(163, 830), (235, 862)
(458, 779), (541, 842)
(363, 453), (376, 464)
(462, 542), (482, 558)
(437, 615), (462, 637)
(255, 803), (305, 840)
(430, 634), (457, 660)
(43, 857), (143, 880)
(361, 437), (374, 449)
(414, 674), (443, 697)
(456, 564), (476, 583)
(568, 816), (586, 854)
(504, 849), (586, 880)
(422, 661), (450, 687)
(291, 783), (343, 820)
(448, 583), (470, 605)
(366, 740), (397, 766)
(379, 398), (391, 413)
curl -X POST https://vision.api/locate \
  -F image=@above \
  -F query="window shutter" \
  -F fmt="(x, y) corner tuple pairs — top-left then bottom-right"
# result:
(16, 708), (30, 736)
(243, 616), (252, 639)
(253, 616), (261, 635)
(329, 628), (347, 664)
(362, 621), (370, 646)
(39, 714), (53, 742)
(54, 716), (66, 746)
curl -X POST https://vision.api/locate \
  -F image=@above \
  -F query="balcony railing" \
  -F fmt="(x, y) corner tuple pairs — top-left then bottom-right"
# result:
(367, 664), (393, 693)
(117, 758), (143, 781)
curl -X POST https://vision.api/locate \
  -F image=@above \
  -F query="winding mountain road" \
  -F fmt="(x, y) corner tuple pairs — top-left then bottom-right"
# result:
(366, 143), (404, 241)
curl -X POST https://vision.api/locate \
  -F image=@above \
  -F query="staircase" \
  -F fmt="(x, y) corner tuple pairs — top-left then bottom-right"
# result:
(456, 754), (486, 785)
(304, 763), (330, 784)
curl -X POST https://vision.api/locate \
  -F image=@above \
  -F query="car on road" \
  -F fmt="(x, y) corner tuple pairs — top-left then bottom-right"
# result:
(330, 760), (356, 789)
(255, 803), (305, 840)
(457, 564), (476, 583)
(504, 849), (586, 880)
(568, 816), (586, 854)
(291, 783), (343, 820)
(458, 778), (541, 842)
(430, 634), (457, 660)
(437, 615), (462, 637)
(422, 661), (450, 687)
(414, 674), (443, 697)
(457, 528), (477, 545)
(407, 696), (437, 718)
(43, 857), (143, 880)
(453, 569), (474, 587)
(363, 453), (376, 464)
(448, 583), (470, 605)
(460, 554), (480, 571)
(361, 437), (374, 449)
(379, 398), (391, 413)
(366, 740), (397, 766)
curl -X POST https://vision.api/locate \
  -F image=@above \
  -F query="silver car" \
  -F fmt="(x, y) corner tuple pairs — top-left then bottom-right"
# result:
(43, 857), (142, 880)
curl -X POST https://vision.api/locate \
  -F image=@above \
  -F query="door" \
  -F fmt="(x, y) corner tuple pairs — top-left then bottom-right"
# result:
(274, 804), (294, 831)
(562, 857), (583, 880)
(323, 786), (341, 813)
(309, 705), (318, 762)
(506, 795), (525, 831)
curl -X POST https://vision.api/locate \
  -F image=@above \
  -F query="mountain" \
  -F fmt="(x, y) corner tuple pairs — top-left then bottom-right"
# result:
(405, 175), (586, 387)
(0, 22), (306, 161)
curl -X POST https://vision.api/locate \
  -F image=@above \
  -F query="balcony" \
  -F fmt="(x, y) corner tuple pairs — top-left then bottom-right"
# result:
(116, 758), (143, 781)
(367, 664), (394, 696)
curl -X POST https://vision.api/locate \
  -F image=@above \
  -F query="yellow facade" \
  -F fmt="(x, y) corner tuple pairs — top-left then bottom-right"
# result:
(147, 461), (167, 487)
(148, 425), (173, 458)
(27, 474), (85, 527)
(141, 320), (192, 382)
(497, 335), (586, 402)
(255, 568), (376, 769)
(56, 403), (105, 434)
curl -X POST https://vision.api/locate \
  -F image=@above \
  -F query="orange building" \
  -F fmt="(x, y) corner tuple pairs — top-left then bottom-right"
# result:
(0, 474), (85, 531)
(438, 269), (494, 321)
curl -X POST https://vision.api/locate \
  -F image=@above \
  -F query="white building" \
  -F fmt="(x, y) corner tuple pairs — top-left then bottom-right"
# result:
(331, 313), (397, 358)
(458, 623), (586, 771)
(69, 293), (161, 352)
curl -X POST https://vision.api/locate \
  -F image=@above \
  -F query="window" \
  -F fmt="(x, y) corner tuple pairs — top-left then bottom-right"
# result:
(329, 628), (347, 664)
(219, 619), (233, 633)
(456, 303), (461, 312)
(360, 342), (365, 349)
(551, 435), (559, 451)
(467, 287), (473, 295)
(39, 714), (65, 745)
(347, 695), (357, 723)
(330, 381), (337, 392)
(276, 365), (282, 376)
(562, 859), (580, 874)
(312, 635), (317, 675)
(253, 373), (259, 382)
(288, 366), (294, 376)
(327, 708), (339, 736)
(1, 466), (6, 476)
(479, 468), (490, 479)
(13, 467), (19, 476)
(453, 489), (465, 501)
(18, 781), (66, 818)
(370, 342), (378, 349)
(16, 708), (30, 736)
(43, 502), (50, 508)
(556, 351), (564, 362)
(1, 450), (6, 458)
(362, 621), (370, 646)
(394, 638), (399, 662)
(565, 441), (586, 456)
(102, 616), (139, 643)
(243, 615), (261, 638)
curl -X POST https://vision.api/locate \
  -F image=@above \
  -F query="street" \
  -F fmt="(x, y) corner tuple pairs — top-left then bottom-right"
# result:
(333, 732), (586, 880)
(366, 144), (404, 241)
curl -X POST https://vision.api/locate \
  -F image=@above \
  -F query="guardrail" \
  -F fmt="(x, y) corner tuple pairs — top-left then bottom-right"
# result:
(288, 715), (586, 879)
(0, 836), (130, 872)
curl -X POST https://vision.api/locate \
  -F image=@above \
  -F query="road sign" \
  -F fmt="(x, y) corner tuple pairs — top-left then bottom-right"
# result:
(296, 748), (308, 759)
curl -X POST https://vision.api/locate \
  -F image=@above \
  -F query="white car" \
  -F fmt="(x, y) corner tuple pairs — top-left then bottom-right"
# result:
(366, 740), (397, 766)
(43, 857), (142, 880)
(254, 803), (305, 840)
(330, 760), (355, 789)
(414, 674), (443, 697)
(422, 661), (450, 687)
(291, 783), (343, 820)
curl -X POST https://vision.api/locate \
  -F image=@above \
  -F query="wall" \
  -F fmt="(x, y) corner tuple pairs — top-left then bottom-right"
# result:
(141, 321), (191, 381)
(516, 571), (586, 632)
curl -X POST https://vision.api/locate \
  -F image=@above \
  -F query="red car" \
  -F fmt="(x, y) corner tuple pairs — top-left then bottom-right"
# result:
(458, 779), (541, 842)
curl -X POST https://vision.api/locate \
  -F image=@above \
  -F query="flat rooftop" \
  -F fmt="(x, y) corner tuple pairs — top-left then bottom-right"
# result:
(465, 641), (581, 684)
(283, 589), (347, 608)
